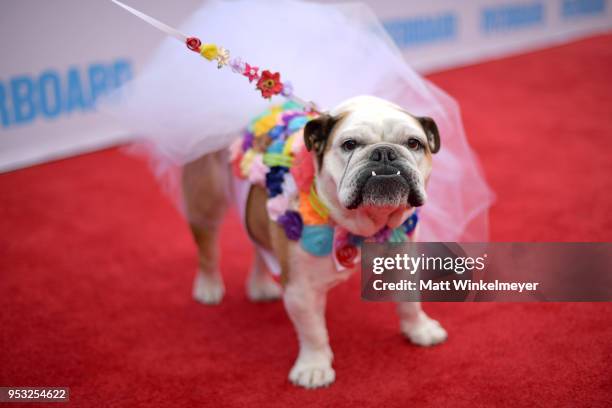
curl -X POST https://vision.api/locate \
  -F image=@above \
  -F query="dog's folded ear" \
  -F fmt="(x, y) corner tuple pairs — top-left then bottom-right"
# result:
(416, 116), (441, 154)
(304, 114), (339, 153)
(304, 113), (341, 167)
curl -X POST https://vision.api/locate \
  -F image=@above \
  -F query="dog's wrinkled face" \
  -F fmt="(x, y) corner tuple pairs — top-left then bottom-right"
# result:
(304, 96), (440, 234)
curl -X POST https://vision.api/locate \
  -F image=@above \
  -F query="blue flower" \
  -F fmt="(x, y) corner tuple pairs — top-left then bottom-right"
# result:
(389, 227), (408, 243)
(301, 225), (334, 256)
(402, 212), (419, 235)
(288, 116), (309, 133)
(348, 234), (364, 247)
(266, 140), (285, 154)
(268, 125), (286, 140)
(265, 166), (288, 197)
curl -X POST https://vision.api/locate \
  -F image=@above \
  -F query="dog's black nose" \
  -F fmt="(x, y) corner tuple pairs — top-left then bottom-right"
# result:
(369, 146), (397, 162)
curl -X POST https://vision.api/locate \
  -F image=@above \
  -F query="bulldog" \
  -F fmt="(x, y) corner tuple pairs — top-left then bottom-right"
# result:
(182, 95), (447, 389)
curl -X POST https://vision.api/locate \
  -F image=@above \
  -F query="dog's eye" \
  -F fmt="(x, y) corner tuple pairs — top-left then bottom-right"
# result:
(341, 139), (358, 152)
(406, 138), (422, 151)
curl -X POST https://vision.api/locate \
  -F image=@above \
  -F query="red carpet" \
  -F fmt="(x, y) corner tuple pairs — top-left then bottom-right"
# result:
(1, 35), (611, 407)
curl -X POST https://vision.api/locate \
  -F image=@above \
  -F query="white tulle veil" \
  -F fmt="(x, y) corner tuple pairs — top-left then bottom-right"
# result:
(111, 0), (494, 241)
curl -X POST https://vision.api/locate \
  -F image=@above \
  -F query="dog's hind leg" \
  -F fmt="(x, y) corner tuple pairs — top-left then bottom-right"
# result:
(243, 185), (283, 301)
(182, 151), (231, 305)
(246, 250), (282, 302)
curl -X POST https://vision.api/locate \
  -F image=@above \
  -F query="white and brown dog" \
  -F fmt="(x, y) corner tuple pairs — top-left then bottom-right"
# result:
(182, 95), (446, 389)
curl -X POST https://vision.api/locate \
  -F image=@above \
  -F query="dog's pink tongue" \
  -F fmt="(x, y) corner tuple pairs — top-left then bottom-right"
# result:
(387, 207), (412, 229)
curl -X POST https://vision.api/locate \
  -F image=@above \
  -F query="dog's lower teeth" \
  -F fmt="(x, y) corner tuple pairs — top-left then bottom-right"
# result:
(372, 171), (377, 176)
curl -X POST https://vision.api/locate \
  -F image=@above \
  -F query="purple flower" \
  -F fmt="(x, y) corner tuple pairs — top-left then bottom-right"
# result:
(281, 111), (301, 124)
(242, 132), (254, 151)
(373, 227), (392, 243)
(229, 57), (246, 74)
(304, 101), (318, 113)
(281, 81), (294, 97)
(278, 210), (303, 241)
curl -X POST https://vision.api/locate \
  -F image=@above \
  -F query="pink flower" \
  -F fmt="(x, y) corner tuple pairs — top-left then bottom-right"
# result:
(291, 144), (315, 193)
(248, 154), (268, 185)
(229, 138), (243, 161)
(231, 151), (244, 178)
(291, 134), (305, 155)
(266, 195), (289, 222)
(282, 174), (297, 198)
(243, 63), (259, 82)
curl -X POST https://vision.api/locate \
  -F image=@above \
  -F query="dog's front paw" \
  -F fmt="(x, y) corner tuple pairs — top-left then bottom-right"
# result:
(401, 314), (447, 346)
(246, 273), (282, 302)
(192, 270), (225, 305)
(289, 350), (335, 389)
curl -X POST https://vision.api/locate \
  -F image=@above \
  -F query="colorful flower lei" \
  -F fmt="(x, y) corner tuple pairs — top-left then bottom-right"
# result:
(232, 102), (420, 269)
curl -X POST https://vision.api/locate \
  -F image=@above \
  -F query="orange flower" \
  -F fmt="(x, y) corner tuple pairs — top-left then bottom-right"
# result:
(299, 192), (327, 225)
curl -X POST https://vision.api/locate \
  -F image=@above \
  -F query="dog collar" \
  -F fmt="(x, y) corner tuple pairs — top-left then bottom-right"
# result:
(233, 103), (419, 269)
(301, 184), (419, 267)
